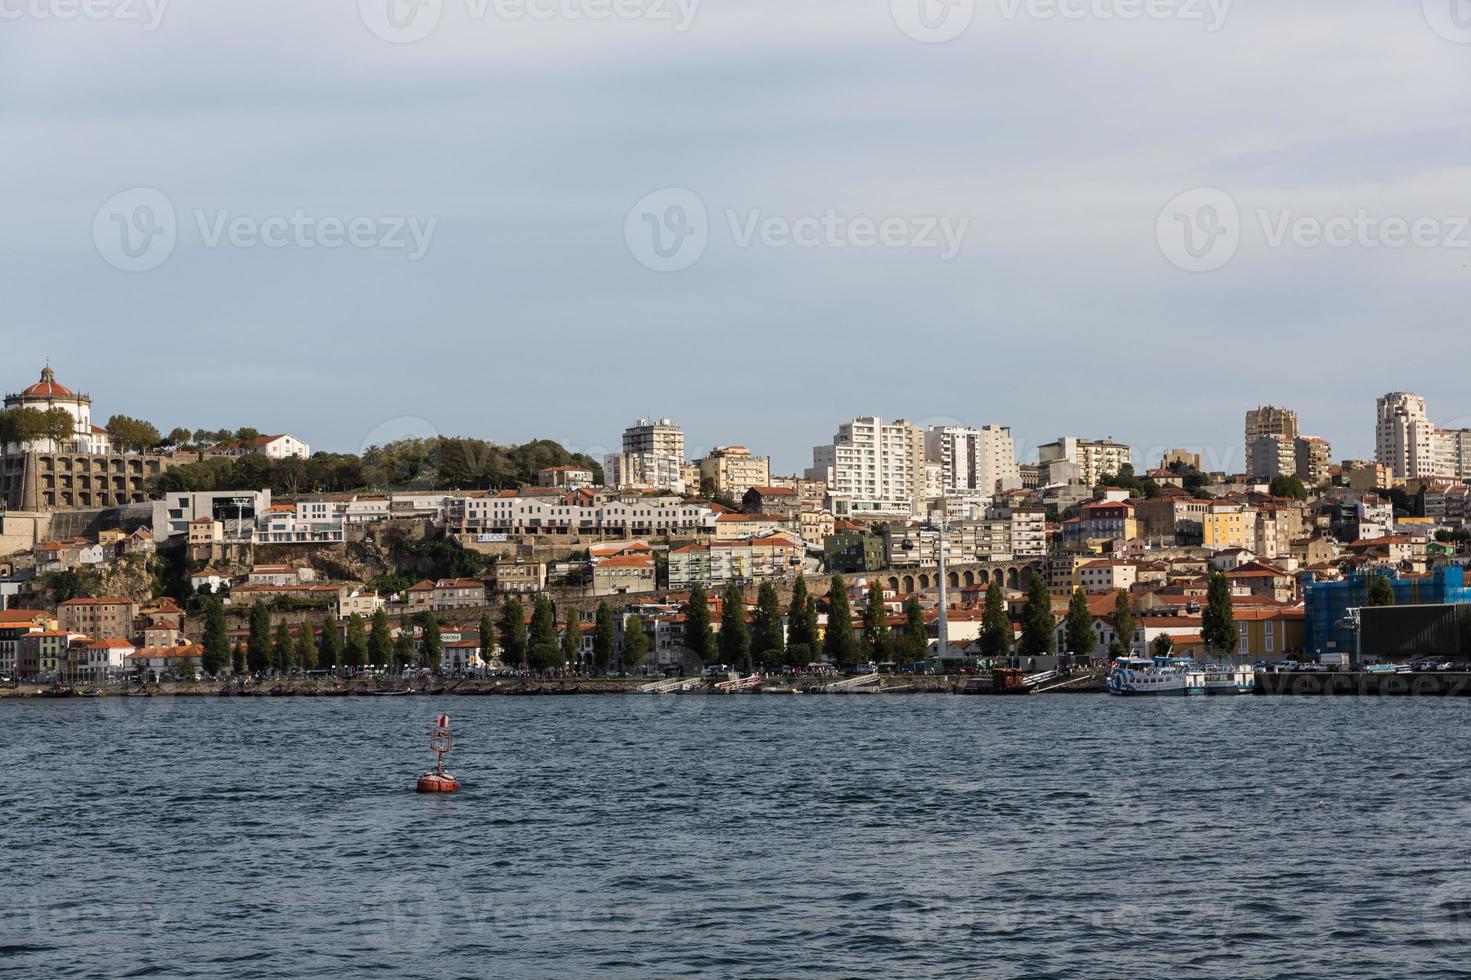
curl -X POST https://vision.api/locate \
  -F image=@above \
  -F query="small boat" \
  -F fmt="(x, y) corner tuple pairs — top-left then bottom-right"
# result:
(1196, 664), (1256, 695)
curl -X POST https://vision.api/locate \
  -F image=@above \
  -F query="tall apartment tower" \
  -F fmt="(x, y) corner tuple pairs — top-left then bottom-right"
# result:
(606, 418), (686, 491)
(1376, 393), (1435, 481)
(1244, 406), (1300, 478)
(807, 417), (924, 518)
(1036, 436), (1132, 487)
(622, 418), (684, 463)
(925, 425), (1020, 496)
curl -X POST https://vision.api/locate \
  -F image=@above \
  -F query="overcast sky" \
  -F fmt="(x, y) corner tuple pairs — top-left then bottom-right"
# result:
(2, 0), (1469, 474)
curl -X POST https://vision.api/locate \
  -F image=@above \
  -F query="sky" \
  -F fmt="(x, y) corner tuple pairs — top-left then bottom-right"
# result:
(2, 0), (1469, 476)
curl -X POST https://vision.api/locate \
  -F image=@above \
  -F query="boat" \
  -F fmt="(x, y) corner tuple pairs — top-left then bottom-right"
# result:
(1197, 664), (1256, 695)
(1106, 657), (1201, 696)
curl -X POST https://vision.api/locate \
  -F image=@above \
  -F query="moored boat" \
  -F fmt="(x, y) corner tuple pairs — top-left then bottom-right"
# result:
(1106, 657), (1200, 696)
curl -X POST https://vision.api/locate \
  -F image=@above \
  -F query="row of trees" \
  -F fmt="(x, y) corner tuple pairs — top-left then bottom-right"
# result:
(200, 599), (447, 676)
(198, 567), (1245, 680)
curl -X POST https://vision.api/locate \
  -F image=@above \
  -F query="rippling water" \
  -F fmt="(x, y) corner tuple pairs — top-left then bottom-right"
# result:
(4, 694), (1471, 978)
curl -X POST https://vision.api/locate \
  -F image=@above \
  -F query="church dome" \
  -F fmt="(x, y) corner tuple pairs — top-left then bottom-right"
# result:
(20, 367), (75, 399)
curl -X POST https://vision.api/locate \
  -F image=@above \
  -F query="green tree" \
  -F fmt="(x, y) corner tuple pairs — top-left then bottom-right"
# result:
(393, 618), (415, 669)
(622, 613), (650, 672)
(41, 407), (75, 448)
(1065, 588), (1097, 662)
(478, 611), (496, 666)
(343, 613), (368, 672)
(787, 575), (816, 650)
(319, 614), (343, 673)
(1268, 474), (1308, 500)
(369, 608), (393, 667)
(105, 414), (162, 454)
(499, 598), (527, 670)
(1202, 571), (1236, 656)
(295, 622), (318, 672)
(1112, 589), (1136, 658)
(230, 642), (245, 676)
(753, 581), (785, 668)
(421, 612), (442, 671)
(201, 598), (229, 676)
(530, 595), (557, 649)
(561, 610), (583, 668)
(719, 583), (750, 671)
(246, 601), (272, 674)
(273, 621), (294, 674)
(1151, 633), (1174, 658)
(980, 579), (1012, 660)
(824, 574), (857, 666)
(899, 595), (928, 664)
(592, 601), (616, 673)
(683, 582), (714, 665)
(862, 579), (890, 662)
(1017, 572), (1056, 657)
(1367, 574), (1396, 607)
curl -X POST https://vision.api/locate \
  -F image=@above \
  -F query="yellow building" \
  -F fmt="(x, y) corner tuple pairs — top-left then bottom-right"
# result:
(1203, 503), (1255, 551)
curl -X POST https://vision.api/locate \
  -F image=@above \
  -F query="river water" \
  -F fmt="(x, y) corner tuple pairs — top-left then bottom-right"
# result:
(3, 694), (1470, 978)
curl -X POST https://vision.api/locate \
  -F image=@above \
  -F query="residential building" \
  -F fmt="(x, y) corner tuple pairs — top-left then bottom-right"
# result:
(742, 486), (801, 520)
(56, 597), (138, 638)
(607, 418), (685, 492)
(1077, 559), (1138, 592)
(1203, 503), (1255, 552)
(924, 425), (1019, 496)
(697, 446), (771, 500)
(496, 560), (548, 594)
(127, 643), (205, 681)
(591, 555), (657, 596)
(207, 433), (310, 460)
(1134, 495), (1208, 546)
(79, 637), (136, 680)
(824, 526), (885, 573)
(808, 417), (925, 518)
(1294, 436), (1333, 486)
(18, 630), (78, 679)
(1248, 434), (1297, 482)
(1036, 437), (1132, 488)
(1433, 428), (1471, 480)
(1376, 392), (1436, 481)
(405, 579), (486, 612)
(1342, 459), (1391, 491)
(537, 466), (596, 488)
(668, 535), (803, 589)
(0, 609), (55, 676)
(1244, 406), (1299, 478)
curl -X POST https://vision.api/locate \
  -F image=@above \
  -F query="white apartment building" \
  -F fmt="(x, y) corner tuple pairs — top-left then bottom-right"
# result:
(884, 508), (1046, 566)
(808, 417), (924, 518)
(453, 492), (715, 537)
(1433, 428), (1471, 481)
(925, 425), (1020, 497)
(1037, 436), (1133, 487)
(1376, 392), (1436, 480)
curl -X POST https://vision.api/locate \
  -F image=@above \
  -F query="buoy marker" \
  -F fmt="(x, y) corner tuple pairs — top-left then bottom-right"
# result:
(416, 713), (461, 793)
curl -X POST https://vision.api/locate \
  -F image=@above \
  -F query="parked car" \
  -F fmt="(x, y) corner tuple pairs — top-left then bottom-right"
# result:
(704, 664), (734, 677)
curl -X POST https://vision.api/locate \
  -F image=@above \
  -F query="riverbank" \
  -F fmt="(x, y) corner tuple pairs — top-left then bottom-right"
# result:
(0, 671), (1109, 698)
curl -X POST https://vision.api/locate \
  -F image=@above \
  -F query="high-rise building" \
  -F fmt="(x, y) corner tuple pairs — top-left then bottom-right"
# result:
(1248, 434), (1297, 482)
(807, 417), (924, 518)
(696, 445), (771, 500)
(1433, 428), (1471, 481)
(924, 425), (1020, 496)
(608, 418), (686, 491)
(1244, 406), (1300, 478)
(1293, 436), (1333, 487)
(1036, 436), (1132, 488)
(1376, 392), (1435, 481)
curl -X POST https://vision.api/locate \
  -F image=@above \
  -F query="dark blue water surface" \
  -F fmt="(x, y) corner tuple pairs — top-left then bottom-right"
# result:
(4, 693), (1471, 978)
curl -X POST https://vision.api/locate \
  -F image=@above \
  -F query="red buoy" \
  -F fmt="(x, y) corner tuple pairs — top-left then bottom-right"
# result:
(416, 713), (461, 793)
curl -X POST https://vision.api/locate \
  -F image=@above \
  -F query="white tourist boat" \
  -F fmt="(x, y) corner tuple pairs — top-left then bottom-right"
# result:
(1106, 657), (1202, 696)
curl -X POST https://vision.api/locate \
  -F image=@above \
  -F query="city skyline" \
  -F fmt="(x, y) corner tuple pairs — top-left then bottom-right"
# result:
(5, 3), (1468, 476)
